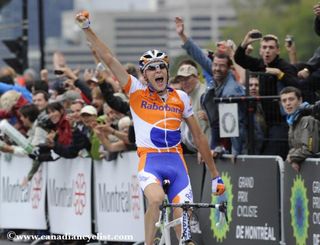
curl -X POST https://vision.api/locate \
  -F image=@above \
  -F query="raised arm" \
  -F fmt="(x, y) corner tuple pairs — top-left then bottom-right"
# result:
(75, 11), (129, 87)
(175, 16), (188, 44)
(175, 16), (212, 74)
(234, 29), (264, 71)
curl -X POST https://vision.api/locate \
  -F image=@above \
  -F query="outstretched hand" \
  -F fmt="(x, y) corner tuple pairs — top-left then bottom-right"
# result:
(297, 68), (310, 79)
(75, 10), (91, 29)
(175, 16), (188, 43)
(93, 124), (113, 138)
(241, 29), (262, 48)
(314, 3), (320, 17)
(175, 17), (185, 36)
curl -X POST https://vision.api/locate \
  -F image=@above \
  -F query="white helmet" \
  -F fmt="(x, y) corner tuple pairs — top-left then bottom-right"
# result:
(139, 49), (169, 72)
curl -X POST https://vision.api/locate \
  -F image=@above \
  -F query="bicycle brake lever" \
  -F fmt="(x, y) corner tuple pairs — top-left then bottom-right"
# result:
(159, 204), (164, 210)
(222, 201), (228, 223)
(216, 201), (228, 226)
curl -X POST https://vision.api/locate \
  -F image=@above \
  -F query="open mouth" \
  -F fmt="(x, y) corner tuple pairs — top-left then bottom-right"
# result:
(214, 72), (224, 79)
(286, 107), (293, 112)
(155, 77), (165, 85)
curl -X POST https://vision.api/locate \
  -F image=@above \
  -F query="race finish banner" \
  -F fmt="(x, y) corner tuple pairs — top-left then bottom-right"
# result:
(283, 158), (320, 245)
(47, 158), (92, 235)
(0, 154), (47, 229)
(93, 151), (144, 242)
(199, 155), (282, 245)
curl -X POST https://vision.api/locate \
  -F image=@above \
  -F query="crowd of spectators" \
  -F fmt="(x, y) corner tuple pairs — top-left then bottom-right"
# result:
(0, 5), (319, 177)
(0, 4), (320, 243)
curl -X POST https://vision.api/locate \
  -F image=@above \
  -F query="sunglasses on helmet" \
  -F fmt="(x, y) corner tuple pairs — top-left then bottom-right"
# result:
(145, 63), (167, 71)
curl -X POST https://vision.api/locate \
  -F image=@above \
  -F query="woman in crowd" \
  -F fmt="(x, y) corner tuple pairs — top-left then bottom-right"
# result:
(46, 101), (91, 158)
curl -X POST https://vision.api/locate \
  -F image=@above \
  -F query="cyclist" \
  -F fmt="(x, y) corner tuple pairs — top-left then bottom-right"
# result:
(75, 11), (225, 245)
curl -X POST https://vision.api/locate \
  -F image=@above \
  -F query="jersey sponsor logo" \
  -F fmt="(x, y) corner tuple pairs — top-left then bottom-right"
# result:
(150, 118), (181, 148)
(138, 175), (149, 182)
(185, 188), (193, 201)
(141, 100), (182, 114)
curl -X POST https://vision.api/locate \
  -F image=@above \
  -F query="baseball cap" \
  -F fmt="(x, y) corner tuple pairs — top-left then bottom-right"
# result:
(176, 64), (198, 77)
(80, 105), (97, 116)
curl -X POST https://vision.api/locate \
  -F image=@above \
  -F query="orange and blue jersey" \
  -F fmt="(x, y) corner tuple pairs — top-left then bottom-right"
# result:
(123, 75), (194, 203)
(123, 75), (193, 156)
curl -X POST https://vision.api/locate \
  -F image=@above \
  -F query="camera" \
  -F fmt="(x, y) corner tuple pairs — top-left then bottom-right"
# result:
(29, 144), (56, 162)
(63, 82), (70, 89)
(285, 35), (293, 47)
(301, 100), (320, 120)
(249, 32), (262, 39)
(37, 114), (55, 131)
(89, 62), (106, 83)
(312, 101), (320, 120)
(54, 69), (64, 75)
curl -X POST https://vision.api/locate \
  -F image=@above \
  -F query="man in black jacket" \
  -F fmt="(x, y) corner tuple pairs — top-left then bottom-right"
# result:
(234, 30), (300, 158)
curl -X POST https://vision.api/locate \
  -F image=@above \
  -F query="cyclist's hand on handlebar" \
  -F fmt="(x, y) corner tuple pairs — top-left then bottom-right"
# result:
(212, 176), (225, 195)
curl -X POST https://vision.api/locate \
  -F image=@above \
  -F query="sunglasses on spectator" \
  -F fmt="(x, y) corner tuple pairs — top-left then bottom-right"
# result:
(146, 63), (167, 71)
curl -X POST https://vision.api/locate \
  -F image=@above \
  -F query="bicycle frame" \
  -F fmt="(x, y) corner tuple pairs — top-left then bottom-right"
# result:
(155, 200), (189, 245)
(155, 201), (228, 245)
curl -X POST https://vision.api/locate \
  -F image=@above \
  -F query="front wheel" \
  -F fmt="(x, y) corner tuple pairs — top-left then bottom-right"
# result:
(154, 237), (161, 245)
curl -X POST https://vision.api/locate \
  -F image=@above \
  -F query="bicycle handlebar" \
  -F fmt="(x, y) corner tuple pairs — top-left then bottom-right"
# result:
(161, 202), (220, 209)
(160, 201), (228, 223)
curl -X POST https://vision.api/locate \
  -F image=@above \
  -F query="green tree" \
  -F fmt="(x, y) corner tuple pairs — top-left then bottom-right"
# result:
(222, 0), (318, 62)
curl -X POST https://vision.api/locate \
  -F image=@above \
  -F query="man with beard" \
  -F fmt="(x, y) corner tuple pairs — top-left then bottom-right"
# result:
(175, 17), (246, 155)
(201, 52), (246, 156)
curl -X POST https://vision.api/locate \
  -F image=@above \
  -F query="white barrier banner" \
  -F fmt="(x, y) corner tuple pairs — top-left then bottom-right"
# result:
(94, 152), (144, 242)
(0, 154), (47, 229)
(47, 158), (92, 235)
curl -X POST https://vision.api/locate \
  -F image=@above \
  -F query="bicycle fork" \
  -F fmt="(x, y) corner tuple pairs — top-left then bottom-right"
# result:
(156, 202), (193, 245)
(156, 202), (172, 245)
(181, 207), (192, 244)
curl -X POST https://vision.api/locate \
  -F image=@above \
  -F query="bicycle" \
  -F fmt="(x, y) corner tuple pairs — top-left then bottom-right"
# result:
(154, 180), (228, 245)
